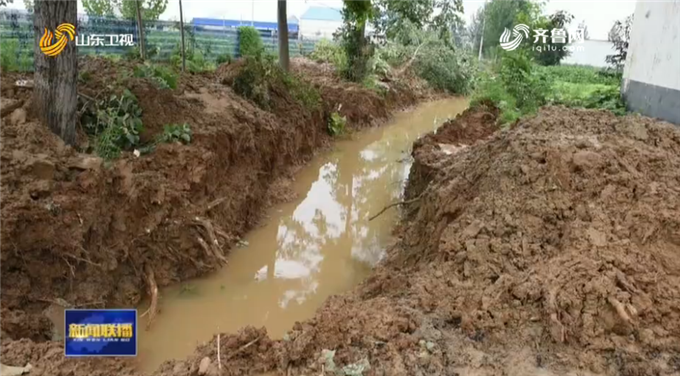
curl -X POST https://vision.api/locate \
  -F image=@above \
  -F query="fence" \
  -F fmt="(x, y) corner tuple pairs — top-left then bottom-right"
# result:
(0, 10), (321, 72)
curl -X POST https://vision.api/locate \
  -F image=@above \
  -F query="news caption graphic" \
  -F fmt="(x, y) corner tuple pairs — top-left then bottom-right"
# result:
(65, 309), (137, 357)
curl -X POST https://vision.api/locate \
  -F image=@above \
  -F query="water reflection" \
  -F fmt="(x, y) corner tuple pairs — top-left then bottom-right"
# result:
(135, 98), (469, 371)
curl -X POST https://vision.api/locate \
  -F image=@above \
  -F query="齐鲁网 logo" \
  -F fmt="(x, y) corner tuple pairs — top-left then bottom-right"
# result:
(40, 23), (75, 57)
(500, 24), (530, 51)
(499, 25), (586, 52)
(65, 309), (137, 357)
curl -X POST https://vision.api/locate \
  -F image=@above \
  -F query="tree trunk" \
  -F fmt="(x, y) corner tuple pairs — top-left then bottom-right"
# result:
(179, 0), (186, 72)
(277, 0), (289, 72)
(32, 0), (77, 146)
(135, 0), (145, 59)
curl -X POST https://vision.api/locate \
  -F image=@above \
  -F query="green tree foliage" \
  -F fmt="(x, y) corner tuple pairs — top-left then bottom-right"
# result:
(81, 0), (168, 21)
(533, 10), (575, 66)
(373, 0), (465, 46)
(238, 26), (264, 58)
(606, 14), (634, 70)
(338, 0), (374, 82)
(471, 0), (540, 58)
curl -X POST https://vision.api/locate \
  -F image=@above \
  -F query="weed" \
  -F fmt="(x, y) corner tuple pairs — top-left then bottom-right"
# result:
(216, 53), (233, 65)
(134, 63), (178, 90)
(158, 123), (192, 144)
(233, 54), (275, 109)
(82, 90), (144, 160)
(233, 53), (320, 111)
(309, 38), (348, 71)
(238, 26), (264, 58)
(328, 108), (347, 136)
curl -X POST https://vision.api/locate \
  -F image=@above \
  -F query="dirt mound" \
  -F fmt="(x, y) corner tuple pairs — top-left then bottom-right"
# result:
(147, 105), (680, 376)
(0, 55), (418, 362)
(399, 106), (680, 374)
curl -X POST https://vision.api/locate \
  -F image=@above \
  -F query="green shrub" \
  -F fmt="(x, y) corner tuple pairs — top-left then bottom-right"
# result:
(309, 39), (348, 71)
(216, 53), (233, 65)
(416, 48), (477, 94)
(82, 90), (144, 160)
(233, 54), (275, 109)
(238, 26), (264, 58)
(0, 39), (19, 72)
(134, 63), (178, 90)
(233, 53), (320, 111)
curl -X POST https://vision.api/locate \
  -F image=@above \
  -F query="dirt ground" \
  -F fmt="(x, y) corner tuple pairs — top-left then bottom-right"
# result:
(0, 56), (421, 374)
(3, 58), (680, 376)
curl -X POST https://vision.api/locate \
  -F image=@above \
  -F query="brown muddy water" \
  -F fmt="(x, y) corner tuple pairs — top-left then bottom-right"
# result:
(48, 98), (468, 371)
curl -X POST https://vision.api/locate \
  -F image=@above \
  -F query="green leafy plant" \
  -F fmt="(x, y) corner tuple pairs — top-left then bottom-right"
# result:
(238, 26), (264, 58)
(158, 123), (192, 144)
(328, 108), (347, 136)
(233, 53), (320, 111)
(309, 38), (348, 71)
(216, 52), (233, 65)
(83, 90), (144, 160)
(134, 63), (178, 90)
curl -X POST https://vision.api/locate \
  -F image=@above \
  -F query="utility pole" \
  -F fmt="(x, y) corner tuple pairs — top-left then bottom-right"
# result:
(135, 0), (146, 59)
(478, 2), (486, 61)
(251, 0), (254, 26)
(179, 0), (186, 72)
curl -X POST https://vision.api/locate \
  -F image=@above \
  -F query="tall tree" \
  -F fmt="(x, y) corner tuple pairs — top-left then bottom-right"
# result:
(81, 0), (168, 21)
(277, 0), (289, 72)
(606, 14), (633, 70)
(134, 0), (145, 59)
(340, 0), (373, 82)
(372, 0), (464, 45)
(32, 0), (77, 146)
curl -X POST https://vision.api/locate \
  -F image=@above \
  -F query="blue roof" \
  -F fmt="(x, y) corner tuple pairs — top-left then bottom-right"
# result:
(300, 6), (342, 21)
(191, 18), (299, 32)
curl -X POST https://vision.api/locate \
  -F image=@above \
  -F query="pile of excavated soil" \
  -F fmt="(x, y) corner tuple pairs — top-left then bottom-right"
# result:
(137, 105), (678, 376)
(0, 56), (418, 371)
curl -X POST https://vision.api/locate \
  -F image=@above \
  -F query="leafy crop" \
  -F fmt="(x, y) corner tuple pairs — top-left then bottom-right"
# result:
(134, 63), (178, 89)
(158, 123), (192, 144)
(82, 90), (144, 160)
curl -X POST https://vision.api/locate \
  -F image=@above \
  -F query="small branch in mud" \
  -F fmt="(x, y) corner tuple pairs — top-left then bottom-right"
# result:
(140, 265), (159, 330)
(217, 332), (222, 370)
(369, 196), (422, 222)
(224, 337), (260, 361)
(193, 218), (229, 265)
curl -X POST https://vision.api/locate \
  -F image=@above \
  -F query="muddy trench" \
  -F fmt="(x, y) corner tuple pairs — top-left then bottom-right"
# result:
(36, 98), (469, 372)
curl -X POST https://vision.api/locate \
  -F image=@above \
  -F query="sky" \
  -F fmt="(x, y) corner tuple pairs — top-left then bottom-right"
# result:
(5, 0), (639, 40)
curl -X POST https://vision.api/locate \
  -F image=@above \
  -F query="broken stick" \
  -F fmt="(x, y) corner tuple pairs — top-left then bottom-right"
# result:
(369, 196), (421, 221)
(140, 265), (159, 330)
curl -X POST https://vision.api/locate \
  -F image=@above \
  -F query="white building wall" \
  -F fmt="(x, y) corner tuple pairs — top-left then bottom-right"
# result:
(622, 0), (680, 124)
(299, 19), (342, 39)
(562, 40), (615, 67)
(623, 1), (680, 90)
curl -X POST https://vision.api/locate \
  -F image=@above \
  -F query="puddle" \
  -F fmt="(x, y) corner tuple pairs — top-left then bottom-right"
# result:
(47, 98), (469, 371)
